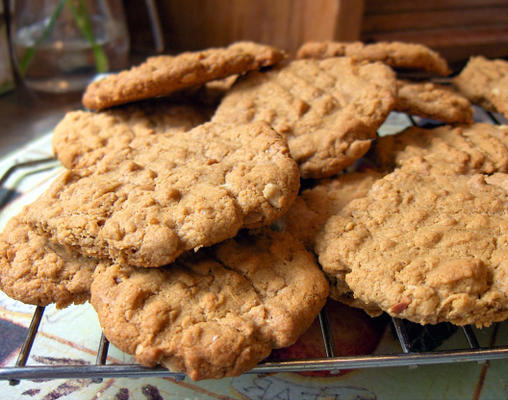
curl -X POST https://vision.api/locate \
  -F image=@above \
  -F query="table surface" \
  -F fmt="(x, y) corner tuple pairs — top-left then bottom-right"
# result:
(0, 86), (507, 400)
(0, 86), (81, 159)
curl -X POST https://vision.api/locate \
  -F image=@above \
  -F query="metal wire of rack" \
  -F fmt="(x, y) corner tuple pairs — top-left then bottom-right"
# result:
(0, 108), (507, 384)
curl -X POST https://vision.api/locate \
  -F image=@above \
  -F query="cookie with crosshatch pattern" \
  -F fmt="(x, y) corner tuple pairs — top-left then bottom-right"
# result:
(394, 80), (473, 124)
(53, 100), (210, 169)
(297, 40), (451, 76)
(316, 167), (508, 327)
(82, 42), (286, 111)
(212, 57), (396, 178)
(374, 123), (508, 175)
(26, 121), (300, 268)
(90, 230), (328, 380)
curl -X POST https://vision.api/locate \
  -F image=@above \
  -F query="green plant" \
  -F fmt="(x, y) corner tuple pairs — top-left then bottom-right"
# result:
(17, 0), (108, 76)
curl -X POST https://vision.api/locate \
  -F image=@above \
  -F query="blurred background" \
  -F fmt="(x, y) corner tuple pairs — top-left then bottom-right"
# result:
(124, 0), (508, 63)
(3, 0), (508, 96)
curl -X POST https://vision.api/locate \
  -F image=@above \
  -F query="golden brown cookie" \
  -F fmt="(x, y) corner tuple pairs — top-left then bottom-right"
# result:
(395, 80), (473, 124)
(26, 122), (300, 267)
(53, 101), (210, 169)
(212, 57), (397, 178)
(297, 41), (451, 76)
(83, 42), (286, 111)
(374, 123), (508, 174)
(0, 211), (98, 308)
(316, 168), (508, 327)
(90, 230), (329, 380)
(453, 56), (508, 119)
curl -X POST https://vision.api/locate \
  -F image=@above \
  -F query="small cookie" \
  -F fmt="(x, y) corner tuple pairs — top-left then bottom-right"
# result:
(374, 123), (508, 174)
(297, 41), (451, 76)
(213, 57), (396, 178)
(316, 168), (508, 327)
(453, 56), (508, 119)
(277, 171), (382, 315)
(395, 80), (473, 124)
(53, 101), (210, 169)
(90, 230), (329, 380)
(83, 42), (286, 111)
(0, 211), (98, 308)
(26, 122), (300, 267)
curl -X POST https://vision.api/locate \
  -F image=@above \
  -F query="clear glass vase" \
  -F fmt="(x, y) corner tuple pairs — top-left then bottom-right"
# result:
(11, 0), (129, 93)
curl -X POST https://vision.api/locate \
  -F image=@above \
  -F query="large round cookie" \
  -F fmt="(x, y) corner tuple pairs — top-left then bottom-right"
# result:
(25, 122), (300, 267)
(83, 42), (286, 111)
(297, 41), (450, 76)
(53, 101), (210, 169)
(212, 57), (396, 178)
(316, 168), (508, 327)
(374, 123), (508, 175)
(90, 231), (329, 380)
(0, 211), (98, 308)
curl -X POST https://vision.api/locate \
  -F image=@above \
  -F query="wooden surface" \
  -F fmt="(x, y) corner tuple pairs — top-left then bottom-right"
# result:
(334, 0), (364, 41)
(125, 0), (364, 55)
(364, 0), (508, 13)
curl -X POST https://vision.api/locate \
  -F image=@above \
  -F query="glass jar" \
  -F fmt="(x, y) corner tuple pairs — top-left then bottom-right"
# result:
(11, 0), (129, 93)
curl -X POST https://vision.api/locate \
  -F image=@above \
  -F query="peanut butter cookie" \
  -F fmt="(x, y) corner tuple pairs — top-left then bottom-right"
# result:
(395, 80), (473, 124)
(374, 123), (508, 174)
(453, 56), (508, 119)
(83, 42), (286, 111)
(53, 101), (210, 169)
(91, 230), (329, 380)
(316, 168), (508, 327)
(213, 57), (396, 178)
(297, 41), (450, 76)
(26, 122), (300, 267)
(0, 211), (98, 308)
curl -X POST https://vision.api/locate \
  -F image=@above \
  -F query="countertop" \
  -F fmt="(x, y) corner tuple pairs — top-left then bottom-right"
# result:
(0, 86), (81, 158)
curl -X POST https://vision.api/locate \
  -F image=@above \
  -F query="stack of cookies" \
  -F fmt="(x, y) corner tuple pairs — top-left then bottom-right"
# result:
(1, 40), (507, 380)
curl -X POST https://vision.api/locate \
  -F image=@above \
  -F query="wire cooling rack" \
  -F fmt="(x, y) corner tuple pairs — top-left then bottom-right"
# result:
(0, 106), (507, 385)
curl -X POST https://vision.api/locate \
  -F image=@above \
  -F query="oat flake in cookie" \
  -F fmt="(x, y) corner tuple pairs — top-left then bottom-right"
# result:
(213, 57), (396, 178)
(0, 211), (98, 308)
(82, 42), (286, 111)
(90, 230), (329, 380)
(25, 121), (300, 267)
(316, 168), (508, 327)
